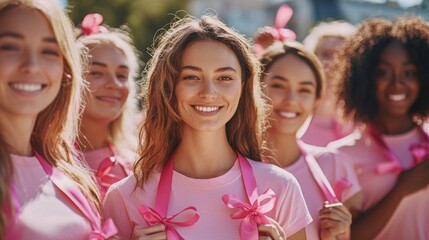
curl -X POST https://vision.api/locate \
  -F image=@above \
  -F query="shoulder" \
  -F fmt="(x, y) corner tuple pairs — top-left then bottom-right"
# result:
(248, 159), (301, 191)
(327, 129), (365, 152)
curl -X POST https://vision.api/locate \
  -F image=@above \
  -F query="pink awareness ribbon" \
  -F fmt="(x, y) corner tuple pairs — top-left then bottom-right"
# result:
(96, 143), (132, 197)
(298, 140), (351, 203)
(34, 151), (118, 239)
(222, 154), (277, 240)
(138, 156), (200, 240)
(81, 13), (107, 36)
(367, 124), (429, 174)
(271, 3), (296, 41)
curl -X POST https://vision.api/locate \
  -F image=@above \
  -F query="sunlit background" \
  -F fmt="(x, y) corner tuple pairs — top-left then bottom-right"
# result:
(65, 0), (429, 63)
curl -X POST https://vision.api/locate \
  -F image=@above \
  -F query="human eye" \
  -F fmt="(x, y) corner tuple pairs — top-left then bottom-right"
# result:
(117, 74), (128, 82)
(218, 76), (233, 81)
(42, 48), (60, 57)
(375, 68), (389, 78)
(183, 75), (199, 80)
(88, 71), (103, 78)
(403, 69), (417, 79)
(0, 44), (19, 51)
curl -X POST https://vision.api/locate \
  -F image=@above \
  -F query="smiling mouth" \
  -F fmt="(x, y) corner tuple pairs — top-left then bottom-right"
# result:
(388, 94), (406, 101)
(279, 111), (299, 119)
(193, 105), (221, 113)
(10, 83), (45, 92)
(96, 96), (122, 102)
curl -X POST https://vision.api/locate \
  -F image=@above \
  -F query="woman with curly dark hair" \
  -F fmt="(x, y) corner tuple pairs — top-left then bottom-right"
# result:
(328, 16), (429, 239)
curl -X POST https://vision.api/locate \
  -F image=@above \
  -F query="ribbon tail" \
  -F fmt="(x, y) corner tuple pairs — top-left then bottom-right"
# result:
(240, 216), (259, 240)
(274, 3), (293, 29)
(376, 162), (402, 174)
(333, 179), (352, 202)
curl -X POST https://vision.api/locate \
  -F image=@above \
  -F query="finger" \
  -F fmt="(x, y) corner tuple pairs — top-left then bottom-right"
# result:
(258, 224), (284, 240)
(132, 224), (166, 238)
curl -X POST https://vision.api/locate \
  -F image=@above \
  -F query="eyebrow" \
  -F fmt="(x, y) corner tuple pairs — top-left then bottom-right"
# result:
(181, 65), (237, 73)
(378, 59), (415, 66)
(271, 75), (316, 86)
(92, 61), (129, 69)
(0, 31), (58, 44)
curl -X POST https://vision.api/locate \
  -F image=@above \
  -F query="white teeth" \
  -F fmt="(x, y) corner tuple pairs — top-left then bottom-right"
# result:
(279, 111), (298, 118)
(389, 94), (406, 101)
(11, 83), (43, 92)
(194, 106), (220, 112)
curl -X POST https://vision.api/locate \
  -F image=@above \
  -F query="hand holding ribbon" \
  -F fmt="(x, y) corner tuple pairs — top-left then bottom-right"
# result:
(222, 189), (276, 240)
(138, 205), (199, 240)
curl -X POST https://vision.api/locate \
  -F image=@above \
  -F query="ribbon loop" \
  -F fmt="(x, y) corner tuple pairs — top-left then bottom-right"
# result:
(81, 13), (107, 36)
(88, 218), (118, 240)
(222, 189), (276, 240)
(410, 142), (429, 164)
(139, 205), (199, 240)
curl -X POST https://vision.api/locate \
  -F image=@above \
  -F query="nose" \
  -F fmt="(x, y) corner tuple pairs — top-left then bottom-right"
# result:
(199, 80), (217, 99)
(282, 89), (297, 103)
(20, 50), (40, 74)
(105, 73), (125, 89)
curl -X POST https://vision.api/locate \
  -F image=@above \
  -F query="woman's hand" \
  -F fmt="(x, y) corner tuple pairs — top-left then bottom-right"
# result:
(131, 224), (166, 240)
(319, 202), (351, 240)
(258, 220), (286, 240)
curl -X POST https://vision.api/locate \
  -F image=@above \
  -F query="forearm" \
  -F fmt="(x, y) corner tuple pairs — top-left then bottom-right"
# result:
(350, 186), (403, 240)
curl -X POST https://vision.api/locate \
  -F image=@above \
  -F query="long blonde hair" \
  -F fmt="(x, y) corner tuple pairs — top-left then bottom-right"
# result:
(0, 0), (100, 237)
(78, 28), (140, 162)
(135, 14), (268, 187)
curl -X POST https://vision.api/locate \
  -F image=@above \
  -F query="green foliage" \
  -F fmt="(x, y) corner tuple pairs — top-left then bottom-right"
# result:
(67, 0), (190, 63)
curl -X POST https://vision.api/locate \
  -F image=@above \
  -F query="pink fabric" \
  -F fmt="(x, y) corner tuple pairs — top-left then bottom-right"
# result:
(83, 147), (131, 198)
(284, 143), (361, 240)
(10, 154), (92, 240)
(328, 127), (429, 239)
(301, 117), (354, 147)
(103, 159), (312, 240)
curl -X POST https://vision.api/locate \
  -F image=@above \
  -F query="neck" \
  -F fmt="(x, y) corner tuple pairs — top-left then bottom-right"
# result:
(173, 128), (236, 179)
(372, 114), (414, 135)
(265, 129), (301, 168)
(314, 96), (336, 119)
(79, 116), (110, 151)
(0, 114), (36, 156)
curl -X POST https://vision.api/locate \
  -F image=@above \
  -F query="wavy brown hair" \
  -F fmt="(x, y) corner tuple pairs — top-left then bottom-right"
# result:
(135, 14), (267, 187)
(335, 16), (429, 123)
(0, 0), (100, 237)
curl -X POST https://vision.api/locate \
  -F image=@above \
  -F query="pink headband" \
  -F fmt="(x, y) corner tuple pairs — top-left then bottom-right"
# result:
(81, 13), (108, 36)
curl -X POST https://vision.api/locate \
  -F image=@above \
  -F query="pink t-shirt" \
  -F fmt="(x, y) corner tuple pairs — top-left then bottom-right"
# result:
(301, 117), (354, 147)
(328, 128), (429, 240)
(83, 147), (130, 178)
(284, 144), (361, 240)
(103, 159), (312, 240)
(11, 154), (92, 240)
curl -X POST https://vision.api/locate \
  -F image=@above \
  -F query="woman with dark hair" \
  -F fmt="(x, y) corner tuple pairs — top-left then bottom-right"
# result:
(260, 40), (361, 240)
(103, 14), (312, 240)
(328, 16), (429, 239)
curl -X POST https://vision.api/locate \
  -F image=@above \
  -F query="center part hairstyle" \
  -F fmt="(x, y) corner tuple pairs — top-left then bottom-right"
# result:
(77, 22), (140, 161)
(335, 16), (429, 123)
(135, 14), (267, 186)
(259, 40), (325, 100)
(0, 0), (100, 234)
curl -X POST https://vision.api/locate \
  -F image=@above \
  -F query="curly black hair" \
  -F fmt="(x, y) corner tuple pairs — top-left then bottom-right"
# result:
(335, 16), (429, 123)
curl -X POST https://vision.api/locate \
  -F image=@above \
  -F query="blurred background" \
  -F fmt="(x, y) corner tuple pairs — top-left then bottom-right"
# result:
(65, 0), (429, 63)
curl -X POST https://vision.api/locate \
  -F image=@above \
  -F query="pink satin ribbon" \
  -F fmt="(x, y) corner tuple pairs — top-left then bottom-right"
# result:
(222, 154), (277, 240)
(138, 156), (200, 240)
(367, 124), (429, 174)
(96, 144), (131, 198)
(81, 13), (107, 36)
(5, 184), (22, 240)
(34, 151), (118, 239)
(298, 140), (351, 203)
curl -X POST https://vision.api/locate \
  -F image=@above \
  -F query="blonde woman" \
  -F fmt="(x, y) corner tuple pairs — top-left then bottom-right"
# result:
(0, 0), (116, 239)
(77, 13), (139, 198)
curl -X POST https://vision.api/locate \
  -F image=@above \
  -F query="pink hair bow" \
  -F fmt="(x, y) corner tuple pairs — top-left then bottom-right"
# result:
(88, 218), (118, 240)
(222, 189), (276, 240)
(253, 4), (296, 55)
(81, 13), (107, 36)
(139, 205), (200, 240)
(271, 3), (296, 41)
